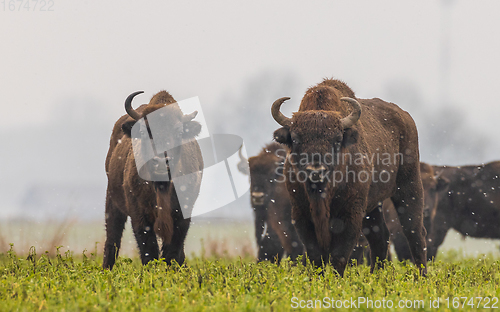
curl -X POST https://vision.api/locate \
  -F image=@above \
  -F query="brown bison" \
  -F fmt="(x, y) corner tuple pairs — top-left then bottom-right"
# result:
(427, 161), (500, 259)
(237, 143), (304, 263)
(271, 78), (427, 276)
(103, 91), (203, 269)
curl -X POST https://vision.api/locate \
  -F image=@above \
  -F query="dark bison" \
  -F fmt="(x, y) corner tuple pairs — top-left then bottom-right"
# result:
(271, 78), (427, 276)
(237, 143), (304, 263)
(103, 91), (203, 269)
(427, 161), (500, 259)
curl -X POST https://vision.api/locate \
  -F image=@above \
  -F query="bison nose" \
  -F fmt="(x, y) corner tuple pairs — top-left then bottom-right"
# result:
(153, 156), (170, 174)
(153, 156), (162, 164)
(306, 164), (327, 182)
(251, 192), (265, 206)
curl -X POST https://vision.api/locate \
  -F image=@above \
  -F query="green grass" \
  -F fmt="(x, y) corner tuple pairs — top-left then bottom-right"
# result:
(1, 247), (500, 311)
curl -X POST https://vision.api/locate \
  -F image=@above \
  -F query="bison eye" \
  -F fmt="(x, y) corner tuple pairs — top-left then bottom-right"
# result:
(291, 133), (301, 145)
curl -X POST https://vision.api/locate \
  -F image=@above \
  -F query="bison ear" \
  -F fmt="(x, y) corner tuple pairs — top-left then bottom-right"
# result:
(183, 120), (201, 139)
(436, 176), (450, 192)
(342, 128), (358, 147)
(122, 120), (136, 137)
(237, 158), (250, 175)
(273, 127), (291, 147)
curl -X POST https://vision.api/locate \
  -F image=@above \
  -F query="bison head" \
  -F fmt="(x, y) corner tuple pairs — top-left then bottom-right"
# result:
(238, 144), (286, 207)
(271, 92), (361, 193)
(121, 91), (201, 183)
(420, 163), (449, 234)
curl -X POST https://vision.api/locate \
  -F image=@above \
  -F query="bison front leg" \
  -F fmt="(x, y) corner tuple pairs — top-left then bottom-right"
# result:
(131, 216), (159, 265)
(328, 215), (363, 277)
(293, 214), (325, 268)
(349, 236), (367, 266)
(103, 196), (128, 270)
(254, 210), (283, 263)
(161, 218), (190, 266)
(426, 209), (451, 261)
(392, 177), (427, 275)
(259, 225), (285, 263)
(362, 205), (390, 272)
(286, 223), (304, 262)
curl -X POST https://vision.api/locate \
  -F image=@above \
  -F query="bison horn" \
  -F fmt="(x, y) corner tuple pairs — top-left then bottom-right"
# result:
(340, 97), (362, 129)
(125, 91), (144, 121)
(271, 97), (292, 127)
(182, 111), (198, 122)
(238, 144), (247, 162)
(237, 144), (250, 175)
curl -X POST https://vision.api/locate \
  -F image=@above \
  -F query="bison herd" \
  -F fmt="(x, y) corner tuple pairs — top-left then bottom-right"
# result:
(103, 78), (500, 277)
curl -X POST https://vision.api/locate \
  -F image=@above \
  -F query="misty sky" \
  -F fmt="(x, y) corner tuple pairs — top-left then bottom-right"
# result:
(1, 1), (500, 218)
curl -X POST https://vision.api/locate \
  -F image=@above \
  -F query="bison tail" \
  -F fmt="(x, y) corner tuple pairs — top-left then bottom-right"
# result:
(310, 200), (331, 250)
(154, 205), (174, 245)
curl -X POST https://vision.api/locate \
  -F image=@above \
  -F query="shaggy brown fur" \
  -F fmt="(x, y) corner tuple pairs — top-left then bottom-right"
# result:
(103, 90), (203, 270)
(427, 161), (500, 259)
(273, 78), (427, 276)
(238, 142), (304, 263)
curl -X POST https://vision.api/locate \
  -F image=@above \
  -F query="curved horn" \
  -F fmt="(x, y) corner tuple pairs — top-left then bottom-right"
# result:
(434, 170), (443, 180)
(238, 144), (247, 162)
(182, 111), (198, 122)
(340, 97), (362, 129)
(271, 97), (292, 127)
(237, 144), (250, 175)
(125, 91), (144, 121)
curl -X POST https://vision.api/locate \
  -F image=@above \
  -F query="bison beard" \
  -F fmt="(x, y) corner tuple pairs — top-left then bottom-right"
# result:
(272, 78), (427, 276)
(309, 195), (331, 250)
(154, 184), (175, 245)
(103, 90), (203, 270)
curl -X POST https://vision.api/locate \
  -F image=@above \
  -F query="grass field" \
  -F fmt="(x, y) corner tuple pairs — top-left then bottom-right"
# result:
(1, 220), (500, 311)
(1, 249), (500, 311)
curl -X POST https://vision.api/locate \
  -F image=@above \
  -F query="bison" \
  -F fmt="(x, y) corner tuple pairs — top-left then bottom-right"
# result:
(427, 161), (500, 259)
(271, 78), (427, 276)
(237, 143), (304, 263)
(103, 90), (203, 269)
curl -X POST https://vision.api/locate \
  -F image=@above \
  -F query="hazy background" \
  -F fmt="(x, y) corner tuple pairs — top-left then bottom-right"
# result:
(1, 1), (499, 256)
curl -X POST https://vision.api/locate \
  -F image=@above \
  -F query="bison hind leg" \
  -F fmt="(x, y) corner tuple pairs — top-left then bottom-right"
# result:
(392, 179), (427, 275)
(103, 198), (128, 270)
(392, 229), (413, 262)
(362, 205), (390, 273)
